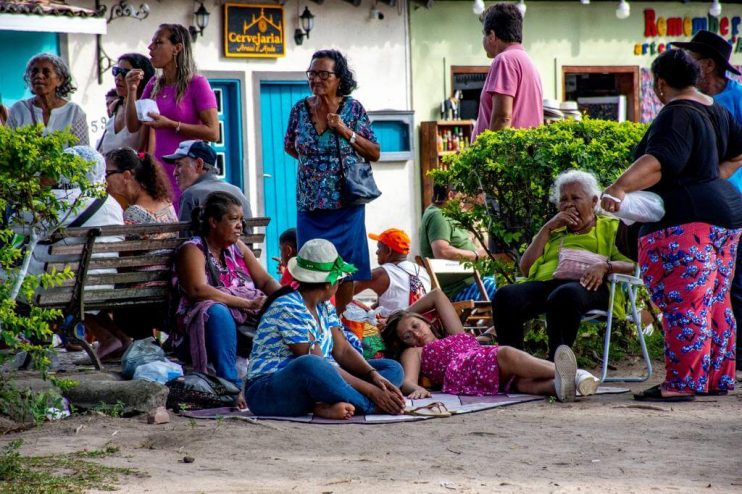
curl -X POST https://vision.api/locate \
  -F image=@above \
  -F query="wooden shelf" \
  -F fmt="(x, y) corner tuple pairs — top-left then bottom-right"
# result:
(419, 120), (475, 209)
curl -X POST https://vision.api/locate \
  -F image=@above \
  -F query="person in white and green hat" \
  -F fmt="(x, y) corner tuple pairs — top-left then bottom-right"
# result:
(246, 239), (406, 419)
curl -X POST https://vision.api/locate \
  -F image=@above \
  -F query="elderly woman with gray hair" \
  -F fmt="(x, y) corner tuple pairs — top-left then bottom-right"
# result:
(490, 170), (635, 360)
(6, 53), (88, 145)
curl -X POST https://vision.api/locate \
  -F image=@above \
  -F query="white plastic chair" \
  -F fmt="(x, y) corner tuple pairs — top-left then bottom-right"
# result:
(582, 267), (653, 383)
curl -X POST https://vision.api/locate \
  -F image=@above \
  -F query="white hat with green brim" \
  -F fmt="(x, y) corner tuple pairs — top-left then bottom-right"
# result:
(287, 238), (357, 284)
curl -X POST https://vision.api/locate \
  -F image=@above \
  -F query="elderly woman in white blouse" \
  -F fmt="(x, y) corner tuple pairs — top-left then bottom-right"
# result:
(6, 53), (89, 146)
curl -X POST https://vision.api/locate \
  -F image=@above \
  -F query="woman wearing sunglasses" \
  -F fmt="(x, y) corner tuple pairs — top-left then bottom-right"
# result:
(284, 49), (381, 318)
(125, 24), (219, 211)
(97, 53), (154, 155)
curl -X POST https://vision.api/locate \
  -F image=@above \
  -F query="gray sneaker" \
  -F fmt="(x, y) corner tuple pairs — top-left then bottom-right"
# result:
(554, 345), (577, 402)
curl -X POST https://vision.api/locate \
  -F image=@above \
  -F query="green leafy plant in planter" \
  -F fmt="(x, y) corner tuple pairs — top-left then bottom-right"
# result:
(0, 125), (100, 376)
(430, 118), (660, 363)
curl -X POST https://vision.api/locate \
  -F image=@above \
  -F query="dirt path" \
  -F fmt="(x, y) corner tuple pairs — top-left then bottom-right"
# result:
(5, 362), (742, 494)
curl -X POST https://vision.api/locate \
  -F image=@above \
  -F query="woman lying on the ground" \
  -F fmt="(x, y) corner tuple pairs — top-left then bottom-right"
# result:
(246, 239), (406, 420)
(381, 289), (600, 402)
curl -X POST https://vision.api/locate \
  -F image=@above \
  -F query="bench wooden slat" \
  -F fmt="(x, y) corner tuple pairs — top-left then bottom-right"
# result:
(48, 234), (265, 256)
(49, 218), (270, 239)
(49, 238), (181, 256)
(36, 287), (169, 307)
(46, 255), (169, 272)
(57, 270), (170, 287)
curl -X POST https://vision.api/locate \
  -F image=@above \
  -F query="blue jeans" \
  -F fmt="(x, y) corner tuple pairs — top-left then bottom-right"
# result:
(204, 304), (242, 390)
(245, 356), (404, 416)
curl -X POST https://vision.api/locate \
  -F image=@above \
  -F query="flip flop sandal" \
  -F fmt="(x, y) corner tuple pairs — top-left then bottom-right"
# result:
(633, 384), (695, 402)
(404, 401), (452, 417)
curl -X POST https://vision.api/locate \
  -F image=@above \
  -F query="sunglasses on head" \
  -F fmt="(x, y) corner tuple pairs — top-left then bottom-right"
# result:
(112, 66), (131, 78)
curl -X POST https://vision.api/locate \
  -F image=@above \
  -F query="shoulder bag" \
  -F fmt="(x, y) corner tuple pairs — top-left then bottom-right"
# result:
(552, 238), (609, 281)
(332, 98), (382, 206)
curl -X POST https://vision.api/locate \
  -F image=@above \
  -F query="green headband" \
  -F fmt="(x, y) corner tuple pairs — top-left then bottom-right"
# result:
(296, 255), (357, 284)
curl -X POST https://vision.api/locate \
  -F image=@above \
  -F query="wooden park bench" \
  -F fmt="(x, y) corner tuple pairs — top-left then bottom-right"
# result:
(28, 217), (269, 370)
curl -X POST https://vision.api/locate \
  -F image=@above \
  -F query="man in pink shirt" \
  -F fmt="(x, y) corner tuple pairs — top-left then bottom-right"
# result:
(472, 3), (543, 141)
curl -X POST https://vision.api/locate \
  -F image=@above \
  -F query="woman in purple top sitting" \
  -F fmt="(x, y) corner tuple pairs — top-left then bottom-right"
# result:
(124, 23), (219, 209)
(381, 289), (601, 403)
(174, 192), (279, 408)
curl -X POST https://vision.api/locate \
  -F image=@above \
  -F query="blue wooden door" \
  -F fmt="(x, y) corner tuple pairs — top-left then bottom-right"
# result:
(208, 79), (244, 189)
(0, 31), (59, 107)
(259, 80), (310, 277)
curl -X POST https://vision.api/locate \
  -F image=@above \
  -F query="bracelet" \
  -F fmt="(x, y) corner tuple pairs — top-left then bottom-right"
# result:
(349, 131), (357, 144)
(175, 121), (181, 133)
(605, 260), (613, 274)
(366, 368), (377, 378)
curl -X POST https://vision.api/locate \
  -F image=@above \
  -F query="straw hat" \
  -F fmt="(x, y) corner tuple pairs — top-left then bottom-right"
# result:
(287, 239), (357, 284)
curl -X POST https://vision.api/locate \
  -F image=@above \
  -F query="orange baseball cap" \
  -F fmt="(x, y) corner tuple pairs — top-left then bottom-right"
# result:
(368, 228), (411, 255)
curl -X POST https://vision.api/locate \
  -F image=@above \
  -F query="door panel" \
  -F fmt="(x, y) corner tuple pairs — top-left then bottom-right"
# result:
(0, 31), (59, 107)
(259, 80), (310, 277)
(208, 79), (244, 189)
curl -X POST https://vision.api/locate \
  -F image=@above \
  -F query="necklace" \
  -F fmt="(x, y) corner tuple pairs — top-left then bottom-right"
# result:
(572, 216), (596, 235)
(206, 243), (224, 268)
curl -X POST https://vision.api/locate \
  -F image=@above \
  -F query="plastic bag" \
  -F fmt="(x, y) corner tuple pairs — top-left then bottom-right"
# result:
(343, 304), (382, 325)
(603, 191), (665, 225)
(121, 337), (167, 379)
(133, 360), (184, 384)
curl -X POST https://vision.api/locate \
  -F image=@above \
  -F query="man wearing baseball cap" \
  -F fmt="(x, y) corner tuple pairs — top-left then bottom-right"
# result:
(673, 31), (742, 380)
(162, 140), (252, 223)
(354, 228), (431, 315)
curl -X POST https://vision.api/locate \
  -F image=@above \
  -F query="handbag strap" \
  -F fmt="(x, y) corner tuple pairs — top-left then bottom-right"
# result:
(68, 195), (107, 228)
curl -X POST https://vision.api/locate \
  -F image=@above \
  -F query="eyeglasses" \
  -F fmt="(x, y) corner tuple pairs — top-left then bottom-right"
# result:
(112, 67), (130, 78)
(306, 70), (335, 81)
(105, 170), (124, 178)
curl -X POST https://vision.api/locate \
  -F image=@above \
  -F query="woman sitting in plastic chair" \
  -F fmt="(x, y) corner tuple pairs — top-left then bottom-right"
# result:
(489, 170), (635, 361)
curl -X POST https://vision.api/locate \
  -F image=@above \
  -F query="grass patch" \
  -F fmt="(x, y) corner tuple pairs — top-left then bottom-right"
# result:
(0, 381), (64, 426)
(0, 440), (142, 494)
(90, 401), (125, 418)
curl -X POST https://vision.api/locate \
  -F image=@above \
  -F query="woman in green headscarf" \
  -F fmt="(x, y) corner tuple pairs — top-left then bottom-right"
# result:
(246, 239), (406, 420)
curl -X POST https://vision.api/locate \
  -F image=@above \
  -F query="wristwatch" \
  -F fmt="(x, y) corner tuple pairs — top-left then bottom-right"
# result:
(349, 131), (357, 144)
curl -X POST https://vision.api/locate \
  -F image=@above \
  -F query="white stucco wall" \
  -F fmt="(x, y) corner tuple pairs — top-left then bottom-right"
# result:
(63, 0), (414, 263)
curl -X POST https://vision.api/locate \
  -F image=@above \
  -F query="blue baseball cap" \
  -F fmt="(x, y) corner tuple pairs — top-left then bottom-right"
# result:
(162, 140), (217, 167)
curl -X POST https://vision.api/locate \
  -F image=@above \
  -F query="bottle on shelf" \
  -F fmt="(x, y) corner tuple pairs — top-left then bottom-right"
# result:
(452, 127), (460, 152)
(458, 128), (465, 150)
(446, 130), (452, 151)
(436, 132), (444, 153)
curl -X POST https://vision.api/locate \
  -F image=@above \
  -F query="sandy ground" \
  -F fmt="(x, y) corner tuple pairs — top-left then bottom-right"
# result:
(3, 360), (742, 494)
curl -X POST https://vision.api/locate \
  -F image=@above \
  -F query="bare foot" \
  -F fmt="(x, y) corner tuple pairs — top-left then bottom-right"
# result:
(235, 393), (247, 410)
(313, 402), (355, 420)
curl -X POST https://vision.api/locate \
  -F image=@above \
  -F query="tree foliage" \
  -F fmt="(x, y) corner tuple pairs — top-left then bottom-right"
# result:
(0, 125), (99, 373)
(430, 118), (648, 282)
